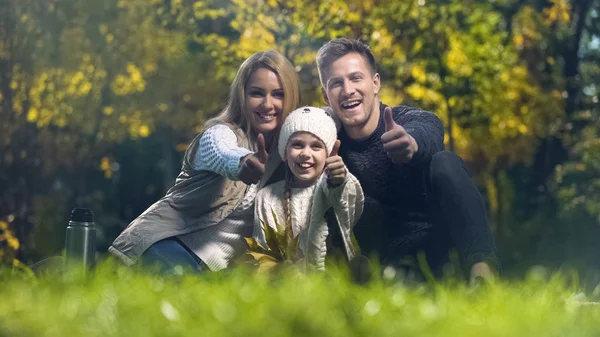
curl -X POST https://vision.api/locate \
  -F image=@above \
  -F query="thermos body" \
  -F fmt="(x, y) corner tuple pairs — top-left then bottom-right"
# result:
(65, 208), (96, 271)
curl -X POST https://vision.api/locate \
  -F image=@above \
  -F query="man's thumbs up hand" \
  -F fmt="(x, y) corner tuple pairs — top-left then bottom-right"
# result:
(381, 107), (419, 164)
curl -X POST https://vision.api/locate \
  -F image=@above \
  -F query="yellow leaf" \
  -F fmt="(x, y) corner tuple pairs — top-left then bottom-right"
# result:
(99, 24), (108, 35)
(27, 108), (38, 122)
(513, 34), (524, 47)
(518, 124), (528, 134)
(411, 64), (427, 83)
(100, 157), (112, 179)
(8, 237), (19, 250)
(256, 255), (279, 273)
(244, 237), (268, 251)
(139, 125), (150, 138)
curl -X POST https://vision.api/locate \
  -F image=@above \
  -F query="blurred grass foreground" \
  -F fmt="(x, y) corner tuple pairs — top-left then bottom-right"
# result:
(1, 261), (599, 337)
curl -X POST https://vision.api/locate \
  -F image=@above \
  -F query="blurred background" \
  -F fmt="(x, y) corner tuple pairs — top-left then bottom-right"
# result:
(0, 0), (599, 279)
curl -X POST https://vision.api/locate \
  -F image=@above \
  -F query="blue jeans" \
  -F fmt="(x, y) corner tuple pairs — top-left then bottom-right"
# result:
(140, 237), (209, 275)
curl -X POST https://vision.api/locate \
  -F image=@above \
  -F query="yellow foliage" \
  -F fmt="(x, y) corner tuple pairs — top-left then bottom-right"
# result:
(518, 124), (528, 134)
(0, 220), (20, 265)
(79, 81), (92, 95)
(138, 125), (150, 138)
(294, 50), (317, 66)
(513, 34), (524, 47)
(406, 84), (426, 100)
(446, 37), (473, 77)
(144, 63), (157, 73)
(56, 118), (67, 128)
(26, 108), (38, 122)
(378, 87), (404, 106)
(12, 100), (23, 114)
(486, 177), (499, 213)
(100, 157), (113, 179)
(543, 0), (571, 25)
(99, 24), (108, 35)
(411, 64), (427, 83)
(513, 6), (543, 46)
(237, 25), (276, 59)
(112, 63), (146, 96)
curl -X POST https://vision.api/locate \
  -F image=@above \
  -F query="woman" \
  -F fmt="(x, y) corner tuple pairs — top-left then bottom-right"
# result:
(109, 50), (300, 274)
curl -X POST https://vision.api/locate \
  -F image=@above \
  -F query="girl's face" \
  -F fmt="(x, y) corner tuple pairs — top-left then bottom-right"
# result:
(285, 132), (328, 188)
(245, 68), (285, 137)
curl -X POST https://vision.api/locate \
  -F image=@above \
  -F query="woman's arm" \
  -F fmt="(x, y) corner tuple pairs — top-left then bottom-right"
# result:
(192, 124), (252, 180)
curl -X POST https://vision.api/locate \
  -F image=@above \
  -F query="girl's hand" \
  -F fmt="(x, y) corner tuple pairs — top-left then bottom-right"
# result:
(325, 140), (346, 187)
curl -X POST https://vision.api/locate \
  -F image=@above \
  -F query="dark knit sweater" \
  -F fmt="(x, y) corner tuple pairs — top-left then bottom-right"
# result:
(338, 102), (445, 213)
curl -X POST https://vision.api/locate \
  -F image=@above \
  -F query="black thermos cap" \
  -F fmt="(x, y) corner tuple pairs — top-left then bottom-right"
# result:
(70, 208), (94, 222)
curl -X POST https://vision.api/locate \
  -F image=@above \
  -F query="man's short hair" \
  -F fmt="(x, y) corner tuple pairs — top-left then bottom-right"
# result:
(316, 38), (377, 86)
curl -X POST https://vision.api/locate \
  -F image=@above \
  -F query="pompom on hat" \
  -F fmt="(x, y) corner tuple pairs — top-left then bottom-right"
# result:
(278, 106), (338, 159)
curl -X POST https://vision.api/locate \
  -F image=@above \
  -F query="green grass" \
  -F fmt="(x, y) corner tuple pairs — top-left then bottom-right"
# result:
(1, 260), (599, 337)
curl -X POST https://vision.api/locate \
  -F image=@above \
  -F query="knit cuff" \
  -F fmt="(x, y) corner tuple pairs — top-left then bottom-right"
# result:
(405, 127), (428, 167)
(323, 168), (349, 193)
(225, 148), (253, 181)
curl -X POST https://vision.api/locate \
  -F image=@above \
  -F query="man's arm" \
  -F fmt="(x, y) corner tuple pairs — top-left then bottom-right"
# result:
(393, 105), (445, 166)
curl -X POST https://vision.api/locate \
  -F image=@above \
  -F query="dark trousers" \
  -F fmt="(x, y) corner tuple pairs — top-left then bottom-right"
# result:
(329, 151), (499, 279)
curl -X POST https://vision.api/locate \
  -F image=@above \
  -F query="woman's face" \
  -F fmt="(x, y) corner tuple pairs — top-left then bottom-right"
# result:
(285, 132), (327, 188)
(245, 68), (285, 137)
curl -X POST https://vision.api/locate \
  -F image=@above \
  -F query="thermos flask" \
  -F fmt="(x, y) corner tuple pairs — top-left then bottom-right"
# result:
(65, 208), (96, 271)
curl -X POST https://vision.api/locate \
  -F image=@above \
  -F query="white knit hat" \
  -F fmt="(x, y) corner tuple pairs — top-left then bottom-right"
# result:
(278, 106), (338, 160)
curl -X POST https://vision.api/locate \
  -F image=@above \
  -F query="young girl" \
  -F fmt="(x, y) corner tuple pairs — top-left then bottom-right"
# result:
(253, 106), (364, 270)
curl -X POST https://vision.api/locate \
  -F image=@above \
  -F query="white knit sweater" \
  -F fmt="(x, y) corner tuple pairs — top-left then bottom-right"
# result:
(253, 172), (364, 270)
(178, 125), (256, 271)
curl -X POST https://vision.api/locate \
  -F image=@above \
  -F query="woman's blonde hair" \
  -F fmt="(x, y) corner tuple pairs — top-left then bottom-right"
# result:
(205, 50), (300, 149)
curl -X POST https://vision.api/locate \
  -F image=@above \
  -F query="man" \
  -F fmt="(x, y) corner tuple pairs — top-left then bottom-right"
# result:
(317, 38), (499, 283)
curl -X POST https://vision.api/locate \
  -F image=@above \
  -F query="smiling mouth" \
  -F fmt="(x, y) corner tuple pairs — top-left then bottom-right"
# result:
(296, 162), (314, 170)
(341, 100), (361, 110)
(256, 111), (277, 122)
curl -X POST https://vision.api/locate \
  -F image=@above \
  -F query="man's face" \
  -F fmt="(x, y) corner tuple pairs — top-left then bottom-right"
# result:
(321, 52), (380, 138)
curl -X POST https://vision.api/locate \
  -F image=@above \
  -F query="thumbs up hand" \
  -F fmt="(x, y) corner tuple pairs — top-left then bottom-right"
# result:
(325, 140), (346, 187)
(238, 133), (269, 185)
(381, 107), (419, 164)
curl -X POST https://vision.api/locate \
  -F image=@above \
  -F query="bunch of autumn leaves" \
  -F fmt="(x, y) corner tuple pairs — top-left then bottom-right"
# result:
(241, 211), (370, 284)
(240, 211), (303, 274)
